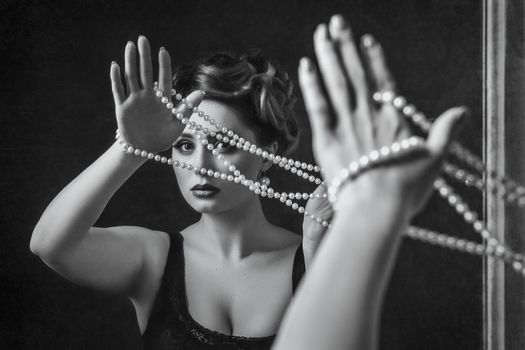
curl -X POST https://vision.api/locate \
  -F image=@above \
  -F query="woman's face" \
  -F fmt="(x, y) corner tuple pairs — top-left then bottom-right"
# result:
(172, 99), (268, 214)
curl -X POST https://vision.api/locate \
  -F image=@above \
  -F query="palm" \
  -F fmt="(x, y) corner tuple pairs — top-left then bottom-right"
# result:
(116, 90), (178, 152)
(110, 36), (204, 153)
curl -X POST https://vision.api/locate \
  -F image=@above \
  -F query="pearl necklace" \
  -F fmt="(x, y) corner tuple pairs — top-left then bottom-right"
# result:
(114, 85), (525, 277)
(373, 91), (525, 207)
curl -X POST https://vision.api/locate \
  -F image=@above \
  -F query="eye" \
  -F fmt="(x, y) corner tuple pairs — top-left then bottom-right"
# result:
(173, 140), (195, 153)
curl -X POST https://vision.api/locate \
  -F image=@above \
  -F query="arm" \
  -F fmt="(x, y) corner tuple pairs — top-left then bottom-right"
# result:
(30, 36), (203, 296)
(274, 15), (466, 349)
(31, 142), (154, 294)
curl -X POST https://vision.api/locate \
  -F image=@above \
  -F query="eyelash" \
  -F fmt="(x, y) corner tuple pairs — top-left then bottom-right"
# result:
(173, 140), (194, 152)
(172, 140), (235, 153)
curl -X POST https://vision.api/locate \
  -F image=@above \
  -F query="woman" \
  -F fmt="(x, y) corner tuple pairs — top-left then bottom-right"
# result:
(30, 36), (330, 348)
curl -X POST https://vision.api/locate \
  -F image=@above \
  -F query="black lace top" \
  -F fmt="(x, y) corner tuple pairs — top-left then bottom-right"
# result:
(142, 232), (305, 350)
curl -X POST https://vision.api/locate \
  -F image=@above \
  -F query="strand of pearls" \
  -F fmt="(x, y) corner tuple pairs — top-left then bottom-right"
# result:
(373, 91), (525, 207)
(406, 226), (525, 276)
(443, 162), (525, 206)
(327, 136), (426, 205)
(153, 83), (325, 186)
(114, 130), (332, 228)
(117, 87), (525, 276)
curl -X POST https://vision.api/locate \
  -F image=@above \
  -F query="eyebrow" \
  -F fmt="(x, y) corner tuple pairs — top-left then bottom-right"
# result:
(177, 131), (226, 141)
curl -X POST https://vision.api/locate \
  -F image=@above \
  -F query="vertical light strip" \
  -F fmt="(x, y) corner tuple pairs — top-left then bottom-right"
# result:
(482, 0), (506, 349)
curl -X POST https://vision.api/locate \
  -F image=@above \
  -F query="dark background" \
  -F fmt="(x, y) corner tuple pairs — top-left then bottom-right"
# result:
(1, 0), (484, 349)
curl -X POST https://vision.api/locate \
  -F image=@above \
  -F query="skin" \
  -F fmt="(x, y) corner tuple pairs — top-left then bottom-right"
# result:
(30, 35), (328, 338)
(273, 15), (466, 350)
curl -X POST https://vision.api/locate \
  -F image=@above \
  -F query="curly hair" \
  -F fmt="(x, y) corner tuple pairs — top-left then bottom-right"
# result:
(172, 52), (299, 156)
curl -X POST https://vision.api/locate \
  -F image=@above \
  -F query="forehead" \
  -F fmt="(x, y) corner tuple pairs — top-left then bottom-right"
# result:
(186, 99), (257, 141)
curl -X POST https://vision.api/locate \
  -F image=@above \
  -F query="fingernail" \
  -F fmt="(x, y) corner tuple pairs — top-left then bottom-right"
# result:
(111, 61), (116, 65)
(316, 23), (329, 40)
(160, 46), (166, 51)
(300, 57), (313, 71)
(127, 41), (134, 47)
(330, 14), (347, 31)
(139, 35), (145, 40)
(200, 90), (206, 96)
(362, 34), (375, 48)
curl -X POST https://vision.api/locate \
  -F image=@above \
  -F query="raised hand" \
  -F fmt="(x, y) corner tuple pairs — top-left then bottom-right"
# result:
(110, 36), (204, 153)
(299, 15), (467, 218)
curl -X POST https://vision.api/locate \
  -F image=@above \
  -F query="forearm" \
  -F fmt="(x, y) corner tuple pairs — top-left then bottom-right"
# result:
(274, 185), (409, 350)
(30, 142), (147, 257)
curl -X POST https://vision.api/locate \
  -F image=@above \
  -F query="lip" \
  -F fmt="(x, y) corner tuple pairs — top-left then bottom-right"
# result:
(190, 184), (220, 198)
(191, 184), (220, 191)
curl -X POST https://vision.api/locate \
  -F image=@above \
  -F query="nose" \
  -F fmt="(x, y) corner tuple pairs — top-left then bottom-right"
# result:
(192, 141), (221, 175)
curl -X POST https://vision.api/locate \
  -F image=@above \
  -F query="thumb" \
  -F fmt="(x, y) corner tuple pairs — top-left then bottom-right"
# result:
(426, 106), (469, 156)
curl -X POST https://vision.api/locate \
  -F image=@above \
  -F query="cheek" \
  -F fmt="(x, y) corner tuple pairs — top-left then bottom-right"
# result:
(225, 152), (262, 179)
(173, 167), (191, 187)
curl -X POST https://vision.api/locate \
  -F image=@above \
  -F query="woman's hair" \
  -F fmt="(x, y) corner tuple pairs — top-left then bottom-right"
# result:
(172, 52), (299, 155)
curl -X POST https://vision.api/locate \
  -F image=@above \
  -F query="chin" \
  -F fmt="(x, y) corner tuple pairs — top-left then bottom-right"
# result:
(186, 197), (229, 215)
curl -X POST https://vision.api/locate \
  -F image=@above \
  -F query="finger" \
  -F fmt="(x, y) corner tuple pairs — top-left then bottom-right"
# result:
(125, 41), (140, 93)
(426, 107), (468, 156)
(329, 15), (368, 107)
(298, 57), (332, 140)
(314, 23), (353, 127)
(361, 34), (396, 93)
(110, 62), (125, 106)
(137, 35), (153, 89)
(158, 47), (172, 100)
(329, 15), (374, 148)
(173, 90), (205, 120)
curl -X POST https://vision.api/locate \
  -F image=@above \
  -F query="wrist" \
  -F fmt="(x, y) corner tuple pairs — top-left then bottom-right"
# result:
(335, 174), (411, 227)
(109, 141), (149, 167)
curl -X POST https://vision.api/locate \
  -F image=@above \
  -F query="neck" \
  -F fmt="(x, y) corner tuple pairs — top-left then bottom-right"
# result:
(198, 197), (271, 260)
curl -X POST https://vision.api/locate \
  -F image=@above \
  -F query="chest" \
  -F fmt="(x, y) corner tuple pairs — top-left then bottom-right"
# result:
(184, 247), (297, 337)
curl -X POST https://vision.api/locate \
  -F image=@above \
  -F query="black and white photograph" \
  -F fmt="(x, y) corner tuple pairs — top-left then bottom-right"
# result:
(1, 0), (524, 349)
